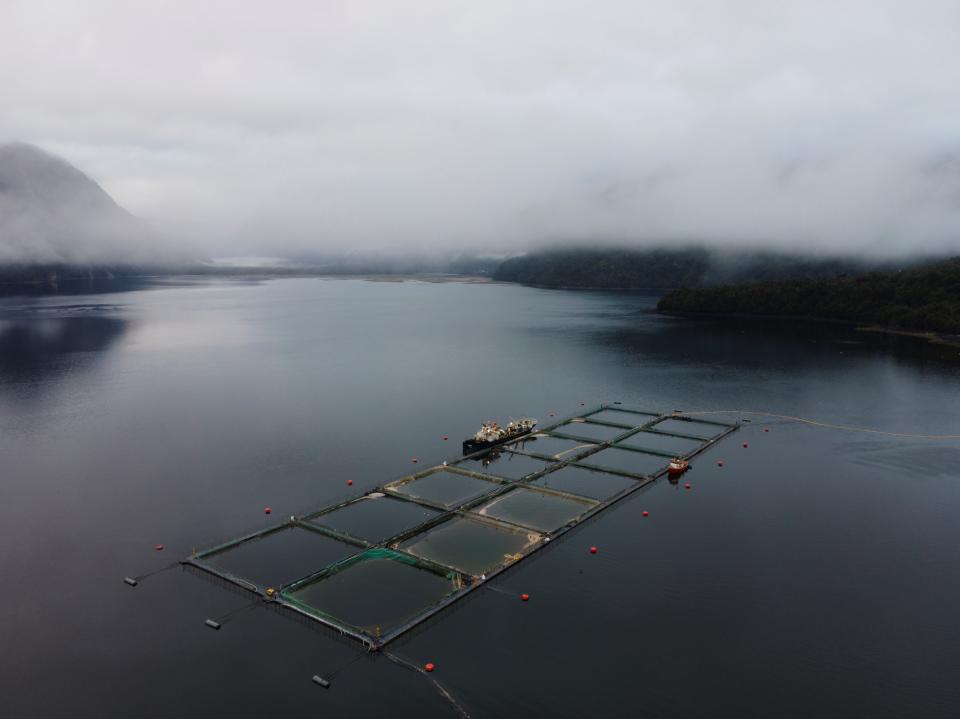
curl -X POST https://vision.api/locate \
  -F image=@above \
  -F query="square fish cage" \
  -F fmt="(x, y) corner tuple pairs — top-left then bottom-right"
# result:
(397, 515), (542, 577)
(454, 450), (556, 481)
(281, 549), (467, 644)
(305, 493), (442, 544)
(614, 430), (704, 456)
(196, 526), (362, 592)
(649, 417), (732, 440)
(550, 419), (635, 443)
(385, 468), (505, 509)
(506, 433), (600, 461)
(527, 464), (640, 501)
(584, 407), (660, 427)
(472, 486), (597, 533)
(576, 446), (671, 477)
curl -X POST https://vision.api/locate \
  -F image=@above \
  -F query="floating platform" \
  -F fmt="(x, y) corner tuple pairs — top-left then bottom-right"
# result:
(183, 404), (738, 649)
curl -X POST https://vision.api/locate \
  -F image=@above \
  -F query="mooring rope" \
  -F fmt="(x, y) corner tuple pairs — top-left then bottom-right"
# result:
(482, 584), (517, 598)
(213, 599), (263, 624)
(682, 410), (960, 440)
(132, 561), (182, 582)
(383, 651), (471, 719)
(324, 651), (367, 680)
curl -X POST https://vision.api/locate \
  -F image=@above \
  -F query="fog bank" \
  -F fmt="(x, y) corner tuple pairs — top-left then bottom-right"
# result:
(2, 0), (959, 259)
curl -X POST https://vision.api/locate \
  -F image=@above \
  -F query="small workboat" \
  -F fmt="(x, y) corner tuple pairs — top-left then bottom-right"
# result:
(667, 458), (690, 476)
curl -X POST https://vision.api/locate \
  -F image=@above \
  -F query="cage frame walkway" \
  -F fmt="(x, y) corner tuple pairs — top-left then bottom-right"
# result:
(183, 404), (738, 649)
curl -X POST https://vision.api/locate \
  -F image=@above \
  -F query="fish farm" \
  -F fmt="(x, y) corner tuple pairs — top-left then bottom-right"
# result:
(183, 404), (739, 649)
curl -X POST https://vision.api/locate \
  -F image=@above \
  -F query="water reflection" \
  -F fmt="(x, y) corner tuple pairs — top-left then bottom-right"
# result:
(0, 276), (159, 298)
(599, 312), (960, 370)
(0, 313), (128, 394)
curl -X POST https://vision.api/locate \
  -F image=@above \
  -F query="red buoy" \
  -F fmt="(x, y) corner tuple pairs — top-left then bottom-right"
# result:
(589, 546), (597, 554)
(155, 544), (164, 551)
(684, 483), (691, 489)
(264, 506), (271, 514)
(549, 412), (555, 417)
(580, 402), (585, 406)
(347, 479), (353, 486)
(424, 662), (435, 673)
(443, 436), (448, 441)
(743, 442), (749, 448)
(764, 428), (769, 433)
(521, 593), (530, 601)
(642, 511), (649, 517)
(717, 460), (724, 467)
(412, 458), (418, 464)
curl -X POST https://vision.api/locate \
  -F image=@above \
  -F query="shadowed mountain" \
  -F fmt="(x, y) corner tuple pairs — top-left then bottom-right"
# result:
(0, 142), (187, 283)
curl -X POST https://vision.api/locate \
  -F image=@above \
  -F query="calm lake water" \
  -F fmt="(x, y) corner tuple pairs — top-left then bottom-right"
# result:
(2, 276), (959, 718)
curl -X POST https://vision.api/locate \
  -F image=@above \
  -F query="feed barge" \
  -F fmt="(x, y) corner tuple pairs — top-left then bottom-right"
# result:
(462, 417), (537, 453)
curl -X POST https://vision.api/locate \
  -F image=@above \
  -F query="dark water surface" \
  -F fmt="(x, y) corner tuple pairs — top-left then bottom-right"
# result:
(1, 277), (959, 718)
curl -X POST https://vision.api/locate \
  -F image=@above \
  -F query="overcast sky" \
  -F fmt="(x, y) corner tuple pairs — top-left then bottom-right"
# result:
(2, 0), (959, 257)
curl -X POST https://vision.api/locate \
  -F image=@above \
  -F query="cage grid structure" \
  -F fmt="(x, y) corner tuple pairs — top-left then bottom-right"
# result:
(184, 404), (738, 648)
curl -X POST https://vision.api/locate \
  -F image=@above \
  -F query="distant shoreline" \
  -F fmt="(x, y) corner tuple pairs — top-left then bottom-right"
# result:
(0, 268), (494, 287)
(659, 309), (960, 350)
(495, 282), (672, 291)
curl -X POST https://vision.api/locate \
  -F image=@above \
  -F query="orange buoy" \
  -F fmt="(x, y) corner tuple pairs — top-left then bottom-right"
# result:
(589, 546), (597, 554)
(155, 544), (164, 551)
(642, 511), (649, 517)
(521, 593), (530, 601)
(684, 483), (691, 489)
(347, 479), (353, 486)
(424, 662), (435, 672)
(264, 506), (271, 514)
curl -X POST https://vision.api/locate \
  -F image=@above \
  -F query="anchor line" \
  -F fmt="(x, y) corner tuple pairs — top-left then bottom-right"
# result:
(481, 584), (518, 598)
(325, 651), (367, 680)
(383, 651), (471, 719)
(133, 561), (182, 582)
(683, 410), (960, 440)
(214, 599), (264, 624)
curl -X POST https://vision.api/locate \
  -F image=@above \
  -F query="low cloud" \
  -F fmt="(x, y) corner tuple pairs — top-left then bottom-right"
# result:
(1, 0), (958, 259)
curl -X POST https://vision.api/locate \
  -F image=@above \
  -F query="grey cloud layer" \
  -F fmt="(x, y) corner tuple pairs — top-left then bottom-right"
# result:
(2, 0), (958, 257)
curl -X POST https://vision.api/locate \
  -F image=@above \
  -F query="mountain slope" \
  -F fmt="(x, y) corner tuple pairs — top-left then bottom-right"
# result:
(0, 142), (160, 269)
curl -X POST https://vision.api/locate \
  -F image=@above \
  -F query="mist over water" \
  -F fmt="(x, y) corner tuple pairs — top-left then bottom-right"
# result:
(1, 277), (959, 717)
(2, 1), (960, 260)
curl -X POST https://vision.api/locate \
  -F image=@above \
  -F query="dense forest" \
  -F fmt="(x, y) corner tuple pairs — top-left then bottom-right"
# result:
(657, 257), (960, 334)
(492, 247), (891, 289)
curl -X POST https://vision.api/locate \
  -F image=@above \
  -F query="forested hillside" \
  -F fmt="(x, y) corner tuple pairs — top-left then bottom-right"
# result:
(657, 258), (960, 334)
(493, 247), (886, 289)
